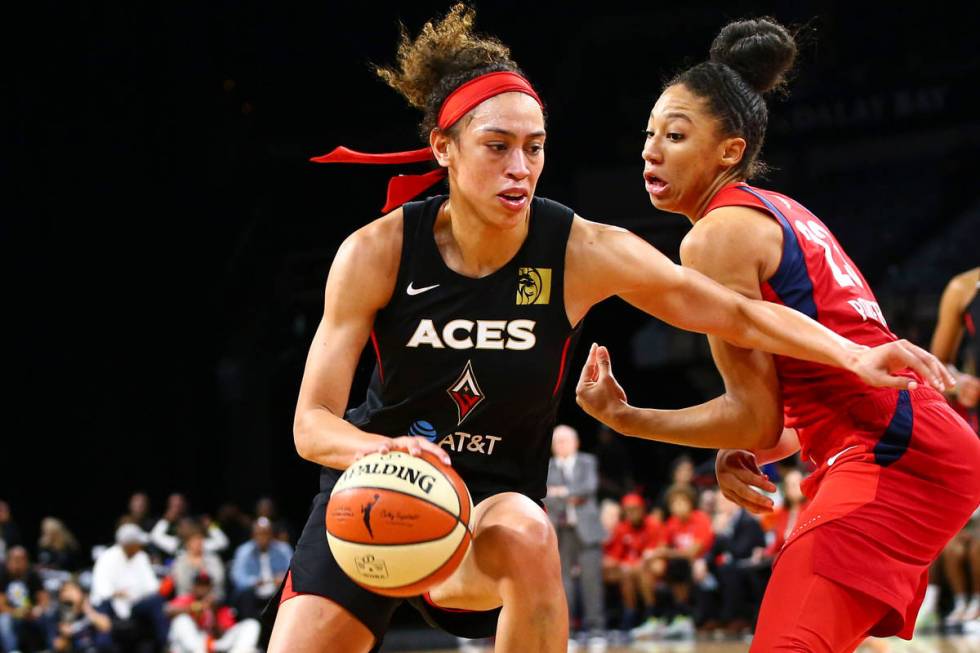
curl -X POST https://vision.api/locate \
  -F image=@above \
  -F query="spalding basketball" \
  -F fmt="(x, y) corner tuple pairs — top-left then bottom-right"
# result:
(326, 450), (473, 597)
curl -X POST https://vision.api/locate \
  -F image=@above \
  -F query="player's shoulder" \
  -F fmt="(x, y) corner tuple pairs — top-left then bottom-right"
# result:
(336, 209), (404, 268)
(681, 205), (780, 273)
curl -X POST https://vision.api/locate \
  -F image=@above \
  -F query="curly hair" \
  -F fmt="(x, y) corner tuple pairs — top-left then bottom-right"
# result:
(373, 4), (526, 140)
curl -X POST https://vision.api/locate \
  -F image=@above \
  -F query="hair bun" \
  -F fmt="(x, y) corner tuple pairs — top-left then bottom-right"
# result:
(709, 17), (797, 95)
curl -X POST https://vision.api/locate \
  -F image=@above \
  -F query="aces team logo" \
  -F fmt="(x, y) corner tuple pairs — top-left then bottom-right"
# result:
(447, 360), (485, 425)
(516, 267), (551, 305)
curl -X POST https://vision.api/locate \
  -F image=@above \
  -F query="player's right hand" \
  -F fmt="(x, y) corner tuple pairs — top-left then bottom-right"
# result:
(715, 449), (776, 514)
(354, 436), (452, 466)
(576, 343), (630, 431)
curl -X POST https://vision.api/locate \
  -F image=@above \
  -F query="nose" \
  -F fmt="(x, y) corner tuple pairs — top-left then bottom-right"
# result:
(505, 148), (530, 180)
(642, 136), (661, 164)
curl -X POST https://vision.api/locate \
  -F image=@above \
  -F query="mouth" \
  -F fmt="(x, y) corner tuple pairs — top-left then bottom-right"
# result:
(497, 189), (529, 211)
(644, 172), (669, 197)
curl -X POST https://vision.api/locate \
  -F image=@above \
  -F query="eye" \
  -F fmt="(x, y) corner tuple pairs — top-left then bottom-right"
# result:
(527, 143), (544, 154)
(486, 142), (507, 152)
(667, 132), (684, 142)
(642, 129), (655, 140)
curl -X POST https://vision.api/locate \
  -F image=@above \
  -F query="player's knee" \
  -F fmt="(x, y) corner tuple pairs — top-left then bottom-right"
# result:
(481, 514), (559, 583)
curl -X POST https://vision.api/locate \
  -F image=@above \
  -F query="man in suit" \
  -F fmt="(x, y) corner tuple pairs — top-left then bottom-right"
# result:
(545, 424), (606, 644)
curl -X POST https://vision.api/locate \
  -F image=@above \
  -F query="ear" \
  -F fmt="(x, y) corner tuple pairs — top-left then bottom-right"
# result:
(719, 136), (746, 169)
(429, 128), (452, 168)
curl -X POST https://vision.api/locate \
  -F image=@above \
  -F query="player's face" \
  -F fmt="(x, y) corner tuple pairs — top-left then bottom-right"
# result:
(642, 84), (743, 218)
(440, 92), (545, 229)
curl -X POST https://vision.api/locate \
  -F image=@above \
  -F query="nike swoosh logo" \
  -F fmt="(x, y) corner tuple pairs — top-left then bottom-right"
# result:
(406, 282), (440, 296)
(827, 445), (857, 467)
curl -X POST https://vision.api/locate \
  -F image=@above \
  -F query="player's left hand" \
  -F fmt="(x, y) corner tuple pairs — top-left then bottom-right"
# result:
(850, 339), (954, 392)
(575, 343), (630, 431)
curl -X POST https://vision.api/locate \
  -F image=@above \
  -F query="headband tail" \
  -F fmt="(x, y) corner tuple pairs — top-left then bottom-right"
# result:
(382, 169), (447, 213)
(310, 145), (434, 165)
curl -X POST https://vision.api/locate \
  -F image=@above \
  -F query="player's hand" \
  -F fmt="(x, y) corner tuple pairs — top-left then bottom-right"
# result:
(955, 374), (980, 408)
(850, 339), (954, 392)
(715, 449), (776, 514)
(354, 436), (452, 466)
(576, 343), (630, 431)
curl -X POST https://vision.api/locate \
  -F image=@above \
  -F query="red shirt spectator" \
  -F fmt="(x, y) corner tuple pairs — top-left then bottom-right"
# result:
(659, 485), (714, 558)
(605, 516), (664, 564)
(663, 510), (714, 557)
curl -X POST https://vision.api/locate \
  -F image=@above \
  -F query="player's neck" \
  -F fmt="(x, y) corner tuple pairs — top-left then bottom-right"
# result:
(436, 198), (530, 279)
(687, 172), (744, 224)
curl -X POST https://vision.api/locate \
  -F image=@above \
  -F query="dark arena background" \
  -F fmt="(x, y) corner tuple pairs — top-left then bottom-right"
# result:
(6, 1), (980, 652)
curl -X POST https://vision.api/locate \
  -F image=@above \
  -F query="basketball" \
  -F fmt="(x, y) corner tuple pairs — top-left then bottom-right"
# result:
(325, 450), (474, 597)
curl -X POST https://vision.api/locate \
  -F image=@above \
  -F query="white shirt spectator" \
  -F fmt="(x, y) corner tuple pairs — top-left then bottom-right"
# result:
(90, 544), (159, 619)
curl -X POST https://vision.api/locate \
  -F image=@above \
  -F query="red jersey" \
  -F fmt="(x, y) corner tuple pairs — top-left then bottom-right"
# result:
(703, 182), (913, 468)
(604, 516), (663, 563)
(662, 510), (714, 557)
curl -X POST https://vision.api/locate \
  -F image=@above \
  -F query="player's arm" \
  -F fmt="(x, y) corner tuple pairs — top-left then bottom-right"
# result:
(293, 212), (451, 470)
(567, 214), (951, 392)
(577, 210), (786, 450)
(930, 269), (980, 408)
(930, 270), (971, 365)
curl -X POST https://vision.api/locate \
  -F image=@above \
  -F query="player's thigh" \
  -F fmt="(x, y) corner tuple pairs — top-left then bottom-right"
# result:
(267, 594), (375, 653)
(752, 533), (890, 653)
(428, 491), (560, 611)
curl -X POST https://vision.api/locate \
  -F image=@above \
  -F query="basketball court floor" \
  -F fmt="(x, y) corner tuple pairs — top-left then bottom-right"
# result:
(408, 636), (980, 652)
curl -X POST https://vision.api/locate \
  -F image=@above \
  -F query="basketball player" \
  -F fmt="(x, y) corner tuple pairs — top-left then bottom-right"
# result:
(271, 8), (952, 653)
(932, 267), (980, 432)
(575, 17), (980, 651)
(930, 268), (980, 625)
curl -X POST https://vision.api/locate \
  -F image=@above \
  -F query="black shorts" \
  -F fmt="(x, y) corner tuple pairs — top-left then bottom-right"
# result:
(273, 491), (501, 648)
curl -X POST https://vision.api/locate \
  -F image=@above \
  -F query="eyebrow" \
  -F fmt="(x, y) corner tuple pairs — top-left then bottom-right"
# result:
(476, 126), (547, 137)
(661, 111), (693, 123)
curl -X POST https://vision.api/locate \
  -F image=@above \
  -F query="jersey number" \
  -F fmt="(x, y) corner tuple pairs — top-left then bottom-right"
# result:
(794, 220), (864, 290)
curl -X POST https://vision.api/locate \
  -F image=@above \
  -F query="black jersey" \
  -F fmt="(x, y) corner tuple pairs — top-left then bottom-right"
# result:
(324, 194), (584, 503)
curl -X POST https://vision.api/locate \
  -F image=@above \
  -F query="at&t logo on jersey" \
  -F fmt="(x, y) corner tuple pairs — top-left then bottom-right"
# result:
(406, 319), (536, 350)
(406, 418), (503, 456)
(408, 420), (438, 442)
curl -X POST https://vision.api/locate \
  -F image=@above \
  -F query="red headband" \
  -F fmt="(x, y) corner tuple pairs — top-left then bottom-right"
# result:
(311, 71), (542, 213)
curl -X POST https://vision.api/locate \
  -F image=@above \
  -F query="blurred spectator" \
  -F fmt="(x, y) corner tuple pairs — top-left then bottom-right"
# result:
(231, 517), (292, 620)
(255, 497), (291, 544)
(45, 578), (113, 653)
(119, 492), (157, 533)
(764, 469), (807, 557)
(37, 518), (82, 573)
(598, 500), (622, 536)
(654, 456), (695, 520)
(594, 425), (635, 502)
(543, 425), (605, 642)
(172, 527), (226, 602)
(167, 572), (260, 653)
(602, 494), (663, 630)
(0, 501), (22, 564)
(636, 484), (713, 639)
(151, 513), (229, 559)
(90, 524), (169, 649)
(701, 493), (766, 634)
(0, 546), (49, 652)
